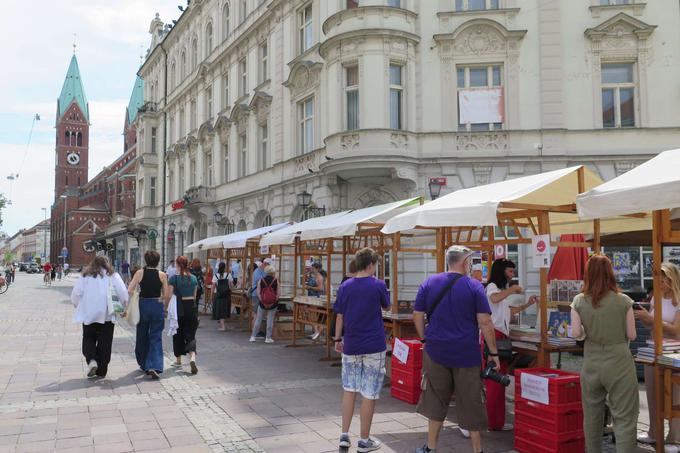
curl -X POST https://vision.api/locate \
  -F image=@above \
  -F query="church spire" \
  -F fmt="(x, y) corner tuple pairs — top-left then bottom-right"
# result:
(57, 55), (89, 122)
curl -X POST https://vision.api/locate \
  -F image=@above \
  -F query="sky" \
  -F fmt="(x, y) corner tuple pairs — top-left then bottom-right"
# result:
(0, 0), (181, 237)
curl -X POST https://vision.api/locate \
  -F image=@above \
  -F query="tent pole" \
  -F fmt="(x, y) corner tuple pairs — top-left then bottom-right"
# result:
(593, 220), (601, 253)
(538, 212), (550, 367)
(653, 210), (665, 453)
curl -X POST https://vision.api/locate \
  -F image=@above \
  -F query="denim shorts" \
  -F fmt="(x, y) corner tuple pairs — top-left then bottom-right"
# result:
(341, 351), (386, 400)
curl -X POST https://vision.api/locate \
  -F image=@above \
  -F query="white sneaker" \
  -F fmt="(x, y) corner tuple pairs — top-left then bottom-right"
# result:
(249, 336), (257, 342)
(311, 331), (321, 341)
(666, 445), (679, 453)
(637, 434), (656, 444)
(87, 360), (98, 378)
(265, 338), (274, 344)
(459, 427), (470, 438)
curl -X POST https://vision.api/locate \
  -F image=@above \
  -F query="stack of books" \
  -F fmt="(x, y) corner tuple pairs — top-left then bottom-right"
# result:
(637, 339), (680, 364)
(657, 353), (680, 367)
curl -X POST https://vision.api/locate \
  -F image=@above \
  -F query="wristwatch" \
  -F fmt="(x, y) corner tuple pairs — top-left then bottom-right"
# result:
(333, 338), (342, 343)
(488, 351), (499, 356)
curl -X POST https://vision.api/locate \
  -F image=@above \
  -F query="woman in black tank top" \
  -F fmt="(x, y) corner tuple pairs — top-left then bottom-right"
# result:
(127, 251), (169, 379)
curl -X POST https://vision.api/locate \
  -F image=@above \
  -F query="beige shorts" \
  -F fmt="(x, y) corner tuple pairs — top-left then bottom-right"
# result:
(416, 351), (487, 431)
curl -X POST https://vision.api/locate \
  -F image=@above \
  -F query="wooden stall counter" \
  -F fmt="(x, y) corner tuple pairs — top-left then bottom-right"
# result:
(382, 308), (416, 340)
(289, 295), (336, 360)
(509, 329), (583, 369)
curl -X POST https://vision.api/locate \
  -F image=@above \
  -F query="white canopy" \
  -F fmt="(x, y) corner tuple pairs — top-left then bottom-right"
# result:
(259, 211), (350, 246)
(184, 222), (291, 253)
(382, 166), (602, 234)
(577, 149), (680, 220)
(299, 198), (421, 241)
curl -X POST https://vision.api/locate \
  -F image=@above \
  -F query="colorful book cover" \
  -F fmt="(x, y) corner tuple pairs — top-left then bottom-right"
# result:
(548, 312), (571, 337)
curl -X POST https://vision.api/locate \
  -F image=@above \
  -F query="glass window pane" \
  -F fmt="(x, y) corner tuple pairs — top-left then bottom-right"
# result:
(602, 63), (633, 84)
(471, 123), (490, 131)
(305, 118), (313, 150)
(456, 0), (464, 11)
(390, 65), (402, 85)
(620, 88), (635, 127)
(489, 0), (499, 8)
(457, 68), (465, 87)
(388, 0), (400, 7)
(347, 90), (359, 130)
(602, 89), (615, 128)
(469, 67), (488, 87)
(492, 66), (501, 86)
(493, 122), (503, 130)
(390, 89), (402, 129)
(469, 0), (485, 10)
(305, 98), (313, 116)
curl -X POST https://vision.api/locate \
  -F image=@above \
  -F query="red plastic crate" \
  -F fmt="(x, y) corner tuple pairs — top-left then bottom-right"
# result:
(514, 420), (585, 453)
(391, 367), (420, 390)
(514, 368), (581, 405)
(515, 399), (583, 433)
(391, 338), (424, 369)
(390, 385), (421, 405)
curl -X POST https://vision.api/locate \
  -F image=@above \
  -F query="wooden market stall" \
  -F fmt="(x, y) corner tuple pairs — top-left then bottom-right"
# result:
(259, 198), (432, 359)
(576, 149), (680, 453)
(185, 222), (293, 331)
(382, 166), (649, 368)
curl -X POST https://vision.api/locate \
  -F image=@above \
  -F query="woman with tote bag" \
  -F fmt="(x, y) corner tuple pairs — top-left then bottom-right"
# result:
(71, 256), (129, 379)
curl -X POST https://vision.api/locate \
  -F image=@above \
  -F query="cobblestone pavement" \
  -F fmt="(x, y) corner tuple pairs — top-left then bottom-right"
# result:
(0, 274), (657, 452)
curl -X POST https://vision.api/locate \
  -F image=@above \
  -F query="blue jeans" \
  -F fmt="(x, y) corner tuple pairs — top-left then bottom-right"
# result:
(135, 298), (165, 373)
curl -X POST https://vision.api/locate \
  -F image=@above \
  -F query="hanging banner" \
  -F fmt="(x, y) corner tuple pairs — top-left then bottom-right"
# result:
(532, 234), (551, 268)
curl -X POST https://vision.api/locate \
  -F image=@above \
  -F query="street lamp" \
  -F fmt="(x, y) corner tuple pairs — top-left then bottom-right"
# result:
(428, 177), (445, 200)
(296, 190), (325, 221)
(213, 211), (223, 225)
(60, 195), (67, 265)
(296, 190), (312, 209)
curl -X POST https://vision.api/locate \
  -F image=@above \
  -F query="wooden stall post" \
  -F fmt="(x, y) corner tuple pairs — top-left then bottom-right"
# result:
(436, 228), (446, 273)
(324, 239), (333, 360)
(291, 238), (300, 347)
(537, 211), (550, 367)
(593, 219), (601, 253)
(653, 210), (665, 453)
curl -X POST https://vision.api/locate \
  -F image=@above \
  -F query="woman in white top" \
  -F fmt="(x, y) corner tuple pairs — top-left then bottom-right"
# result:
(635, 262), (680, 449)
(484, 258), (537, 431)
(71, 256), (129, 379)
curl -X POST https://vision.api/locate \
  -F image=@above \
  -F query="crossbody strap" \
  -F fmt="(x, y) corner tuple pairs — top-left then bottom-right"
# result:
(426, 274), (463, 320)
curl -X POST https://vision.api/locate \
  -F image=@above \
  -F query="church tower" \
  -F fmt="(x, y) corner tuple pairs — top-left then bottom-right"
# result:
(54, 54), (89, 200)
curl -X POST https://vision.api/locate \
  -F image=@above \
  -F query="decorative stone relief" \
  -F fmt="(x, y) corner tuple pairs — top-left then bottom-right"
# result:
(340, 134), (359, 152)
(390, 133), (408, 150)
(472, 165), (493, 186)
(456, 132), (508, 151)
(454, 26), (505, 56)
(294, 153), (318, 176)
(283, 62), (323, 99)
(391, 166), (418, 185)
(354, 188), (396, 209)
(614, 161), (637, 176)
(435, 20), (526, 59)
(249, 92), (273, 126)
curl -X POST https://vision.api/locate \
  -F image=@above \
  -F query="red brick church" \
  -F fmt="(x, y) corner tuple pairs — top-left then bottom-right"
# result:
(50, 54), (142, 267)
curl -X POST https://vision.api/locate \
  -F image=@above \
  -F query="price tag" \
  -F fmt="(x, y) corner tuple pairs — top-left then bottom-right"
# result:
(393, 338), (410, 364)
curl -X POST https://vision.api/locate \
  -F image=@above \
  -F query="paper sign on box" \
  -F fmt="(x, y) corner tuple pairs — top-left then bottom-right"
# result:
(520, 372), (550, 405)
(393, 338), (410, 365)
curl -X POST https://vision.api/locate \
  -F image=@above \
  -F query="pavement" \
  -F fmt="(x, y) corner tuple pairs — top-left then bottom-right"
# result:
(0, 273), (658, 452)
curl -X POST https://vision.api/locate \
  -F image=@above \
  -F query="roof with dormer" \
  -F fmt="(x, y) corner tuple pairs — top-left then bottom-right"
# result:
(58, 55), (89, 121)
(126, 76), (145, 126)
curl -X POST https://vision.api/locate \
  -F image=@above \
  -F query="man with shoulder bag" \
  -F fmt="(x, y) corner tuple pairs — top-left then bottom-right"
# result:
(412, 246), (500, 453)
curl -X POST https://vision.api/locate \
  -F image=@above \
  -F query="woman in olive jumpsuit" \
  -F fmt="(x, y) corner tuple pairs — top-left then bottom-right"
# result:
(571, 254), (638, 453)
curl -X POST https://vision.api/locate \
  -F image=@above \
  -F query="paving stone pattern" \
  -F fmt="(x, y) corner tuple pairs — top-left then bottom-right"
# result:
(0, 274), (657, 452)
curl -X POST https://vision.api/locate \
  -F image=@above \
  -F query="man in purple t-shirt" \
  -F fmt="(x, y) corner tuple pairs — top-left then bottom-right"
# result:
(413, 245), (499, 453)
(333, 248), (390, 452)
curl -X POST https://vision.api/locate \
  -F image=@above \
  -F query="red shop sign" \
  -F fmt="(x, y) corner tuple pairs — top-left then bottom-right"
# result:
(171, 199), (185, 211)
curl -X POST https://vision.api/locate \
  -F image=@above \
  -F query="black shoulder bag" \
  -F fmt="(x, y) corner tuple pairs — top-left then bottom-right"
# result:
(426, 274), (463, 320)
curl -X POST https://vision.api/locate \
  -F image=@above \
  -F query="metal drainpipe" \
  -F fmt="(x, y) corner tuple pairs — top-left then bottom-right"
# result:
(160, 43), (168, 266)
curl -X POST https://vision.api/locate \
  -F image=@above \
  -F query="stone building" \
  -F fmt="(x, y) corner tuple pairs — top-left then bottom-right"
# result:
(133, 0), (680, 288)
(20, 219), (51, 263)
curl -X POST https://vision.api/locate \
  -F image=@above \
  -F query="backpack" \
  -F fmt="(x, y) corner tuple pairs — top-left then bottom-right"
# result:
(215, 274), (231, 298)
(259, 278), (278, 309)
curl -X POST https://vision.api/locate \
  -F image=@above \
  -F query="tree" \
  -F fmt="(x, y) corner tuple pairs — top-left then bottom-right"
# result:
(3, 252), (13, 265)
(0, 194), (6, 227)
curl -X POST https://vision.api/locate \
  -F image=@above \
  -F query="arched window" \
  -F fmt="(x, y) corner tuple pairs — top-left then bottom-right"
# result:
(206, 22), (213, 57)
(191, 38), (198, 70)
(181, 50), (187, 79)
(170, 61), (176, 89)
(64, 131), (70, 146)
(77, 132), (82, 147)
(237, 220), (247, 231)
(222, 3), (230, 40)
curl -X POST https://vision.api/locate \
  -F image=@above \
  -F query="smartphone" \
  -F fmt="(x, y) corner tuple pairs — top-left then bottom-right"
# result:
(633, 302), (643, 311)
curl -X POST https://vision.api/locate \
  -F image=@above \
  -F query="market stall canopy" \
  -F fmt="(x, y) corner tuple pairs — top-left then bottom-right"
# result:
(298, 197), (421, 241)
(184, 222), (291, 253)
(259, 211), (350, 246)
(382, 166), (603, 234)
(577, 149), (680, 220)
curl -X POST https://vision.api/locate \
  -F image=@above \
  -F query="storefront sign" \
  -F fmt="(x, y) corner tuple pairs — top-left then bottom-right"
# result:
(171, 199), (185, 211)
(494, 244), (506, 259)
(393, 338), (410, 364)
(520, 373), (549, 405)
(147, 229), (158, 240)
(532, 234), (551, 268)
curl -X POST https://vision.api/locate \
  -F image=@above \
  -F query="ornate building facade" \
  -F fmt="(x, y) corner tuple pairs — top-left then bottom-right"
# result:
(134, 0), (680, 286)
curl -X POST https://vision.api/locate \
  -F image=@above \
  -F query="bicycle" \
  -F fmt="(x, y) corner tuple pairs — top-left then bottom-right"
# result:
(0, 276), (8, 294)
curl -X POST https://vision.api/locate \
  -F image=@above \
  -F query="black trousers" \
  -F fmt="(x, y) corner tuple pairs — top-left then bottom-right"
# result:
(82, 322), (115, 376)
(173, 300), (198, 357)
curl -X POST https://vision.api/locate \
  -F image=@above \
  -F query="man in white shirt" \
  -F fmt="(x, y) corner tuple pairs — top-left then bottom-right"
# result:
(166, 260), (177, 278)
(231, 259), (241, 286)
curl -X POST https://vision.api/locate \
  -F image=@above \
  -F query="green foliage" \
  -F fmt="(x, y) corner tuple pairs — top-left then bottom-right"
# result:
(0, 193), (6, 227)
(3, 251), (13, 265)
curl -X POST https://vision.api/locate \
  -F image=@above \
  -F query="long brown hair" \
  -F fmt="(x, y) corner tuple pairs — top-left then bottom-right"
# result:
(582, 254), (620, 308)
(82, 256), (114, 278)
(176, 256), (190, 276)
(190, 258), (202, 272)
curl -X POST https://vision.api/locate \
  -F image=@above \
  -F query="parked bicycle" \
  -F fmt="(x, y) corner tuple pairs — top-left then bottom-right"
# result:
(0, 275), (9, 294)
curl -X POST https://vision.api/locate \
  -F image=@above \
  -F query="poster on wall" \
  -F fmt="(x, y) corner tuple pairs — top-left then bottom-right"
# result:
(612, 252), (632, 277)
(665, 247), (680, 267)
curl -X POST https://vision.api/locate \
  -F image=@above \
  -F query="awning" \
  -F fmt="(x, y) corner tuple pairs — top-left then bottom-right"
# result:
(382, 166), (603, 234)
(184, 222), (291, 253)
(577, 149), (680, 220)
(259, 211), (351, 246)
(298, 198), (421, 241)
